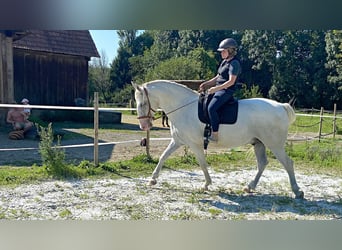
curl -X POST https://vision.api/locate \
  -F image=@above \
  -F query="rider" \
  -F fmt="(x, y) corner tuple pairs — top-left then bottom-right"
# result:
(199, 38), (241, 142)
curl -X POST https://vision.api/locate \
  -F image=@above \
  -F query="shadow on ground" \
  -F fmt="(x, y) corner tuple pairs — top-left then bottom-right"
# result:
(200, 191), (342, 219)
(0, 123), (116, 166)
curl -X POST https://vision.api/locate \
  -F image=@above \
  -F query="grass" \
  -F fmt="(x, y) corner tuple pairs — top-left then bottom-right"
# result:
(0, 165), (49, 186)
(289, 111), (342, 135)
(0, 138), (341, 187)
(286, 140), (342, 175)
(0, 113), (341, 187)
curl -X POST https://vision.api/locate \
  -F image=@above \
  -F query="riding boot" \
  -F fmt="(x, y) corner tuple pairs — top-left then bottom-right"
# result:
(209, 132), (218, 142)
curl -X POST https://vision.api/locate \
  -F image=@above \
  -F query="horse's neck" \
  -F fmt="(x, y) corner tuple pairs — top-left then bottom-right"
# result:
(149, 84), (196, 111)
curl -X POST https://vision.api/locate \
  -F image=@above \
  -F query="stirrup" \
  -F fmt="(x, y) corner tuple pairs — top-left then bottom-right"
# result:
(203, 124), (211, 150)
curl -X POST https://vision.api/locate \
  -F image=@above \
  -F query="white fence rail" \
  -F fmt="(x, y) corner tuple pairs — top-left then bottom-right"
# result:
(0, 95), (166, 165)
(1, 98), (341, 165)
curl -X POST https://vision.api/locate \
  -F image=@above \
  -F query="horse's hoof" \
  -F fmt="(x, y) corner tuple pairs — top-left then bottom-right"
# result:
(243, 187), (251, 193)
(295, 191), (304, 199)
(201, 187), (209, 192)
(149, 179), (157, 186)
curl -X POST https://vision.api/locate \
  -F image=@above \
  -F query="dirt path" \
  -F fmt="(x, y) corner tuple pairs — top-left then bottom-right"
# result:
(0, 114), (233, 166)
(0, 115), (176, 166)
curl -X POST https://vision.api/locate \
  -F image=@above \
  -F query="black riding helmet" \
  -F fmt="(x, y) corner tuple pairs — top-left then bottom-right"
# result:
(217, 38), (238, 51)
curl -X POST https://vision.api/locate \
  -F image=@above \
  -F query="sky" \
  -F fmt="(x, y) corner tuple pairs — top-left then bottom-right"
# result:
(89, 30), (119, 65)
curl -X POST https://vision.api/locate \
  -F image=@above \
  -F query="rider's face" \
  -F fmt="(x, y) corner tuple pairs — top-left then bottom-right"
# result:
(221, 49), (229, 59)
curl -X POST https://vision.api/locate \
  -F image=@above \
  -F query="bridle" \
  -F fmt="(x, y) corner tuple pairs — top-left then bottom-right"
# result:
(137, 87), (197, 121)
(137, 87), (157, 120)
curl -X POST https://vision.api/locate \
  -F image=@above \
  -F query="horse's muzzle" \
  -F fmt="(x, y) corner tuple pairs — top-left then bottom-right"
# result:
(138, 117), (152, 131)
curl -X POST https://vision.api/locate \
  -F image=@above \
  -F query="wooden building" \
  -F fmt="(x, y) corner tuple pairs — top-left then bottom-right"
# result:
(12, 30), (99, 106)
(0, 30), (27, 105)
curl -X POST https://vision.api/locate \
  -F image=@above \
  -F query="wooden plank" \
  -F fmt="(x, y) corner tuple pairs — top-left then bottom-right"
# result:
(0, 33), (4, 103)
(6, 35), (14, 103)
(0, 33), (14, 104)
(93, 92), (99, 166)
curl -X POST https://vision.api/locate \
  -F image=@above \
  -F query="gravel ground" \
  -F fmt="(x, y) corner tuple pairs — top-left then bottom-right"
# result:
(0, 167), (341, 220)
(0, 116), (341, 220)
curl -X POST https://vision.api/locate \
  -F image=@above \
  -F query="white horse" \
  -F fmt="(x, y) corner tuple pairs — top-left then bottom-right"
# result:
(133, 80), (304, 199)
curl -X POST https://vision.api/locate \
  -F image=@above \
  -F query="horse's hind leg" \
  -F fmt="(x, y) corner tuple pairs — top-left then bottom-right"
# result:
(271, 148), (304, 199)
(246, 140), (268, 192)
(150, 139), (180, 185)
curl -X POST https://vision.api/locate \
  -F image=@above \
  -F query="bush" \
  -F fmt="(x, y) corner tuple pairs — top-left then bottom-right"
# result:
(38, 123), (81, 179)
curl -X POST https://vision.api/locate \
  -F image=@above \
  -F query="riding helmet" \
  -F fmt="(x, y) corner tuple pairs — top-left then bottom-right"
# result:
(217, 38), (238, 51)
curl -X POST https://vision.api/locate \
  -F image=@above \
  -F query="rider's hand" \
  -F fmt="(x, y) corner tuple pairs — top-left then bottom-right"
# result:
(208, 87), (216, 95)
(199, 83), (206, 92)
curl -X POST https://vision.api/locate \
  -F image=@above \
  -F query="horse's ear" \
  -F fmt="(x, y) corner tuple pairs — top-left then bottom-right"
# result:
(131, 81), (142, 92)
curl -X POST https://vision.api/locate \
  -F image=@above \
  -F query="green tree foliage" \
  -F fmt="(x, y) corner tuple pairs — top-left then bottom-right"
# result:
(144, 56), (201, 81)
(131, 30), (230, 82)
(144, 47), (217, 81)
(110, 30), (153, 89)
(269, 30), (330, 107)
(110, 46), (133, 90)
(96, 29), (342, 109)
(241, 30), (283, 95)
(88, 51), (112, 103)
(325, 30), (342, 104)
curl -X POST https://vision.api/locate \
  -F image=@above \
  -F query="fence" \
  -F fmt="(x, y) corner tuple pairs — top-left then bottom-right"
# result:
(293, 104), (342, 141)
(1, 96), (341, 166)
(0, 93), (157, 166)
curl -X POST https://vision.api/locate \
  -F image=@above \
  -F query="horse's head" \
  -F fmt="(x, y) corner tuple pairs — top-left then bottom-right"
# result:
(132, 82), (157, 131)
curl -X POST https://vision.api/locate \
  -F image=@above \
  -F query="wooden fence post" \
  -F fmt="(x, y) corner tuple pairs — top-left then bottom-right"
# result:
(318, 107), (324, 142)
(333, 103), (337, 139)
(146, 130), (151, 158)
(94, 92), (99, 166)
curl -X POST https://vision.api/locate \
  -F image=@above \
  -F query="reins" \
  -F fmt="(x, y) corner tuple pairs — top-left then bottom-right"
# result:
(165, 99), (198, 116)
(137, 87), (197, 121)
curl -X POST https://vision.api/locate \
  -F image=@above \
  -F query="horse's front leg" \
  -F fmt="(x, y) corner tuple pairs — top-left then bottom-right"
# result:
(149, 139), (181, 186)
(190, 143), (212, 190)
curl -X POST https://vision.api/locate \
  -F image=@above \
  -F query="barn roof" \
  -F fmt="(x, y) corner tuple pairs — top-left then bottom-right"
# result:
(13, 30), (100, 58)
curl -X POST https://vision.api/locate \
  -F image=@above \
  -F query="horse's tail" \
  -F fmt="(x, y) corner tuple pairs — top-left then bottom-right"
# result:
(283, 103), (296, 125)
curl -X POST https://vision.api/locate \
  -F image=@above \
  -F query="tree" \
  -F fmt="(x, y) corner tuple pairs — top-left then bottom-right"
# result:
(110, 46), (132, 90)
(88, 50), (111, 103)
(117, 30), (138, 49)
(109, 30), (138, 90)
(144, 56), (200, 81)
(187, 47), (217, 79)
(241, 30), (283, 95)
(130, 30), (232, 83)
(269, 30), (330, 108)
(111, 30), (154, 87)
(325, 30), (342, 106)
(107, 29), (340, 108)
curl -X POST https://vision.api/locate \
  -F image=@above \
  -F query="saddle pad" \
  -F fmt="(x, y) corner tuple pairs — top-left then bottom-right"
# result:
(198, 93), (239, 125)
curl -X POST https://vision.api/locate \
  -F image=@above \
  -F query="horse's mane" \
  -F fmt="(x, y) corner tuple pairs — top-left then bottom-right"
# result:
(144, 80), (199, 96)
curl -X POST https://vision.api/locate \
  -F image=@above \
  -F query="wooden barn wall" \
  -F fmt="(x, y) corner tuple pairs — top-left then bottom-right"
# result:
(13, 49), (89, 106)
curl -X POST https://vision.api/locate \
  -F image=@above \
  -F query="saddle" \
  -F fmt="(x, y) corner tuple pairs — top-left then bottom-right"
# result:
(198, 93), (239, 125)
(198, 93), (239, 150)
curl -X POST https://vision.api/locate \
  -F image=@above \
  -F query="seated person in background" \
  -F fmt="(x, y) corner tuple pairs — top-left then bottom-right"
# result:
(21, 98), (31, 119)
(6, 106), (33, 132)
